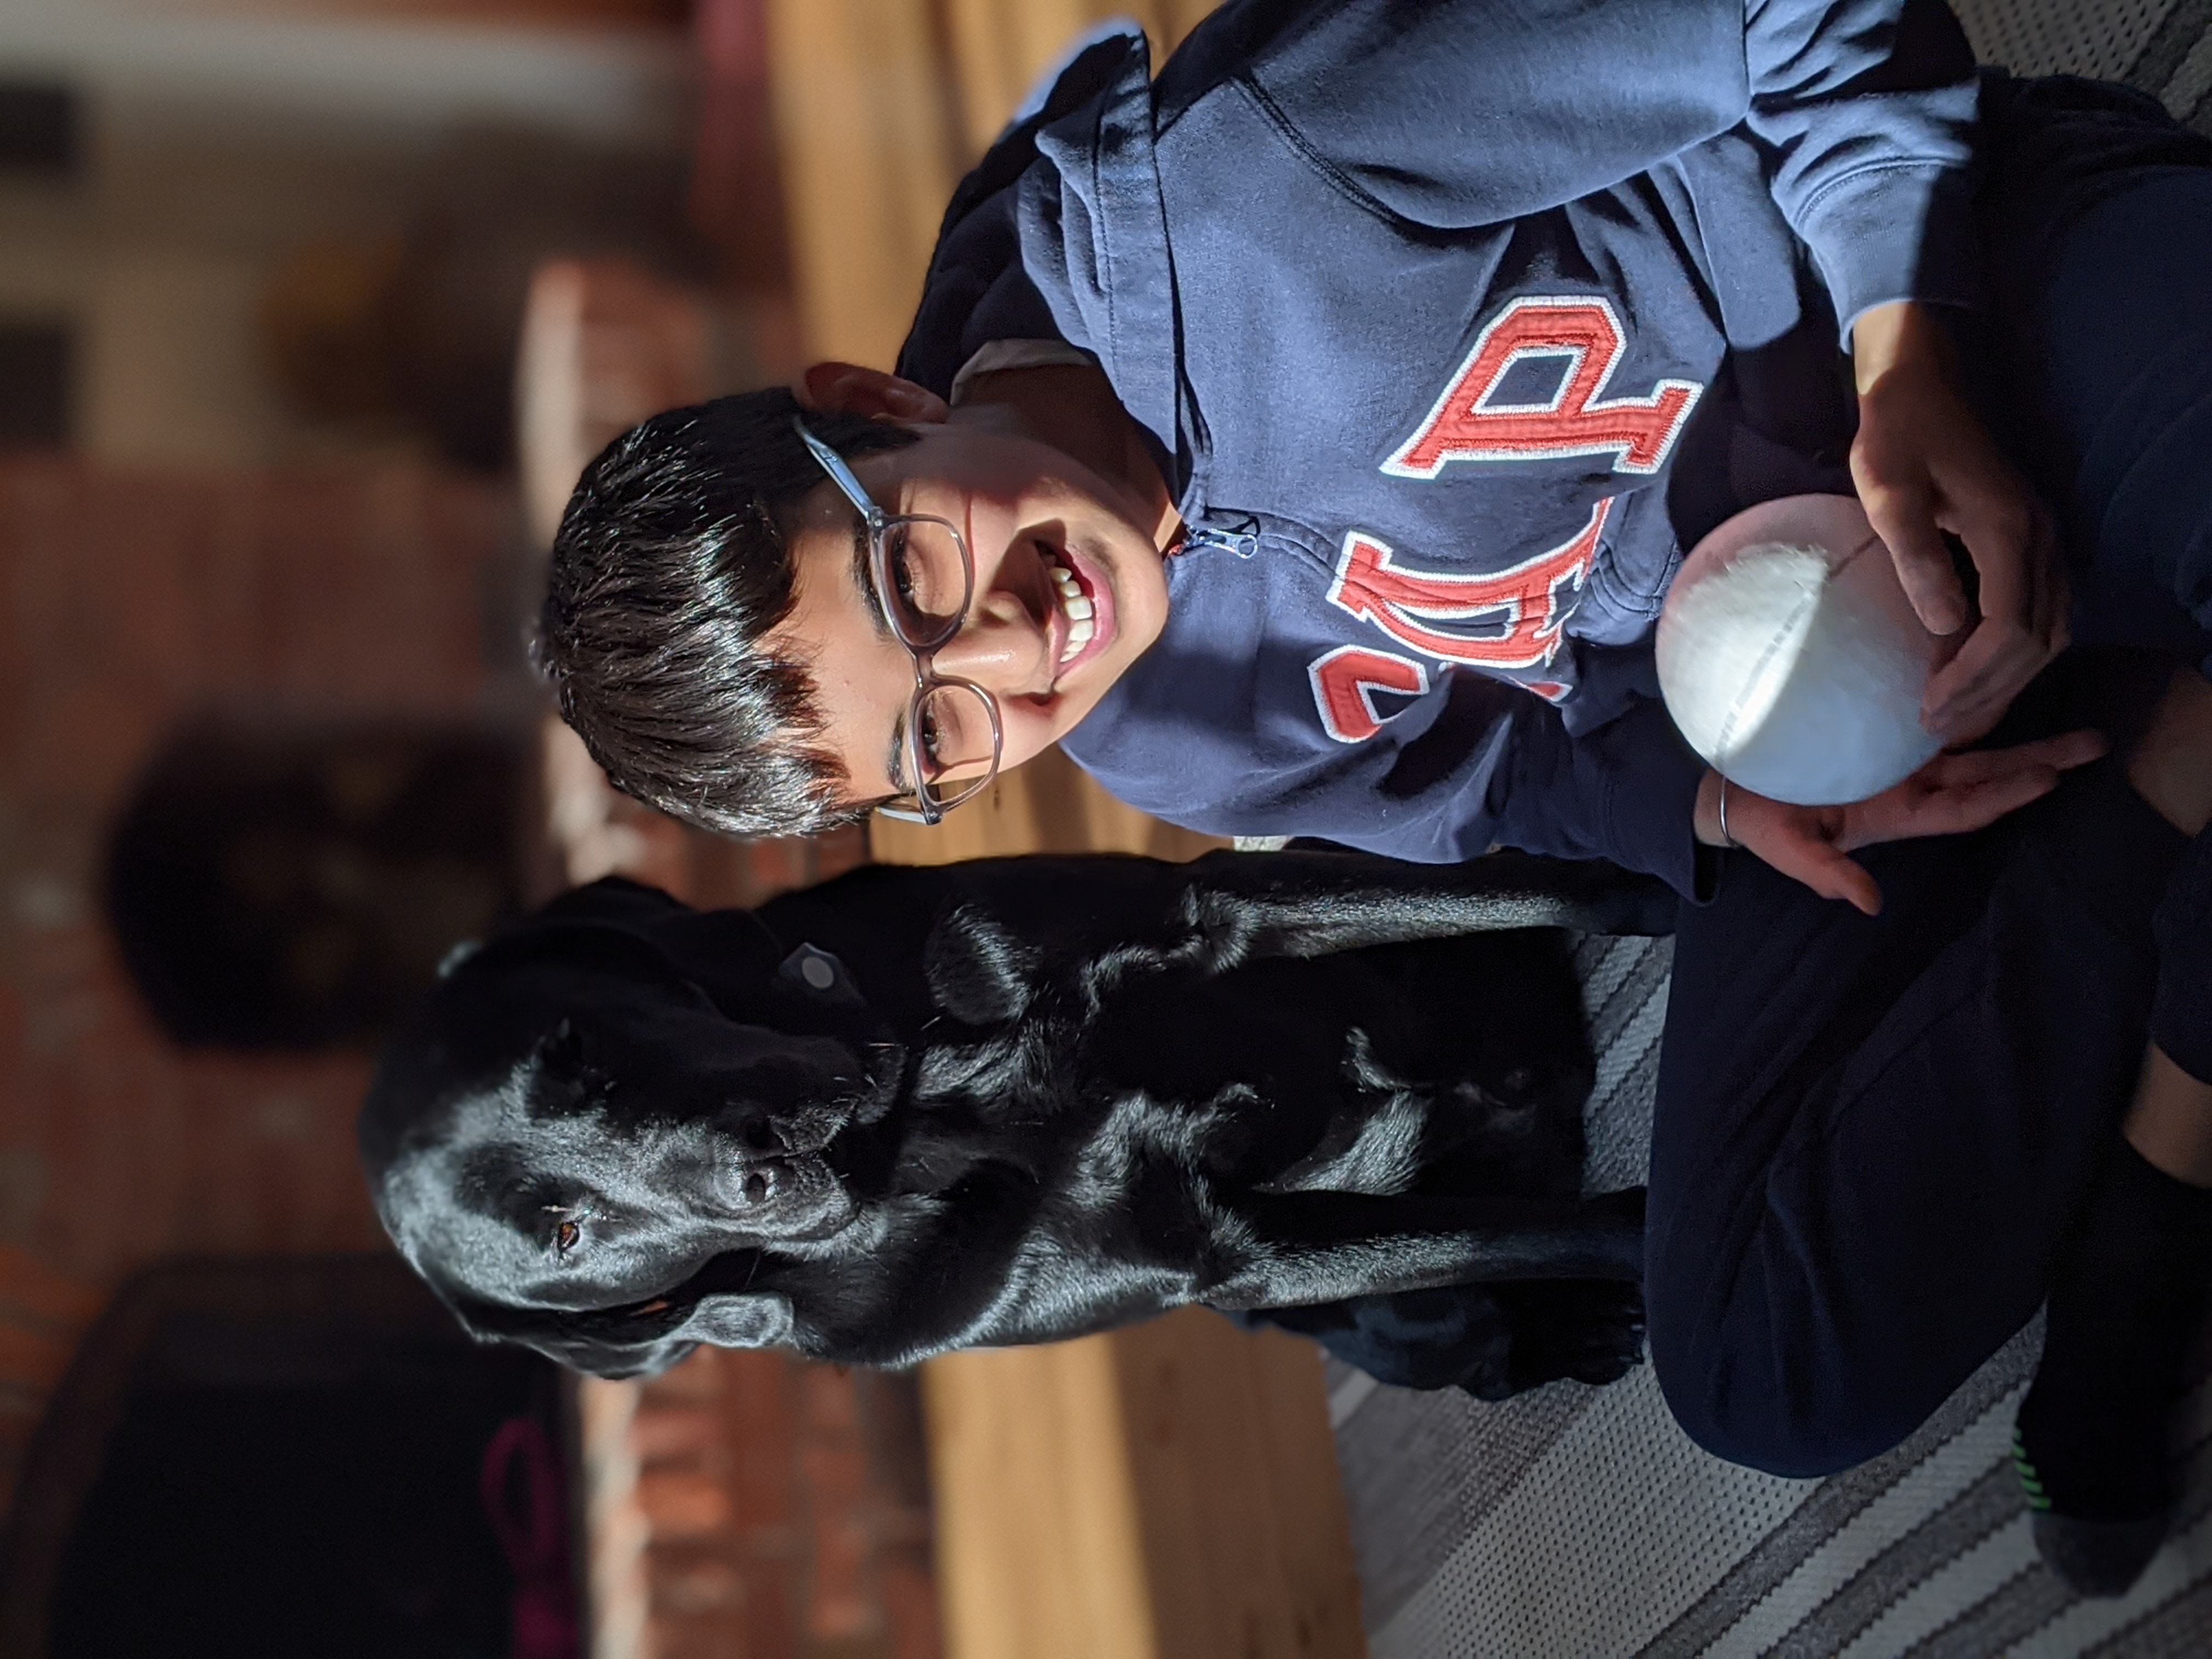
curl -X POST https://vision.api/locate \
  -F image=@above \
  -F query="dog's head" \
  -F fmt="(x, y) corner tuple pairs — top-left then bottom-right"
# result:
(360, 881), (900, 1372)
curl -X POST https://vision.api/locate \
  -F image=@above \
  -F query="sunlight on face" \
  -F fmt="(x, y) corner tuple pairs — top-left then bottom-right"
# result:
(769, 420), (1171, 806)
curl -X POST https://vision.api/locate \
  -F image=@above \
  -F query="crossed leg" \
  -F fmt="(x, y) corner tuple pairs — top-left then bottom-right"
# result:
(1646, 652), (2204, 1485)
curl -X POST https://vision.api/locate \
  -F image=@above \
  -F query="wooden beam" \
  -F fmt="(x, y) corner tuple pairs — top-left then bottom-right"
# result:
(767, 0), (962, 373)
(922, 1314), (1364, 1659)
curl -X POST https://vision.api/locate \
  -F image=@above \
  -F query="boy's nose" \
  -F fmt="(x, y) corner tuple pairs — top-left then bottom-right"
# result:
(930, 597), (1054, 694)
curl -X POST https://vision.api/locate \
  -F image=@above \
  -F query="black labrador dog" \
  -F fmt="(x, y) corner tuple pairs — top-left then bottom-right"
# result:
(360, 850), (1669, 1390)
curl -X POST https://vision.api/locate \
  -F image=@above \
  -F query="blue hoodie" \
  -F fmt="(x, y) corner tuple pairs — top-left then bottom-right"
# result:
(898, 0), (1983, 895)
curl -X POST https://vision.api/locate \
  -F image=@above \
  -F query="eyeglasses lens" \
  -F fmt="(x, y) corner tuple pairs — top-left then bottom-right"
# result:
(913, 682), (1000, 799)
(881, 519), (969, 642)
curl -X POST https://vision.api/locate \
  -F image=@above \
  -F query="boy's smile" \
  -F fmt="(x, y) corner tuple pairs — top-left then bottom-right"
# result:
(768, 414), (1172, 805)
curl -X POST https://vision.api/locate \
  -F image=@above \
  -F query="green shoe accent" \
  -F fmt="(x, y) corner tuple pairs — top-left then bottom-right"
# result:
(2013, 1431), (2055, 1511)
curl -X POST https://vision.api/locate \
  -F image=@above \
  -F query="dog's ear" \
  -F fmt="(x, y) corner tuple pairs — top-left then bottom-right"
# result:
(925, 903), (1043, 1025)
(455, 1288), (798, 1380)
(674, 1290), (795, 1352)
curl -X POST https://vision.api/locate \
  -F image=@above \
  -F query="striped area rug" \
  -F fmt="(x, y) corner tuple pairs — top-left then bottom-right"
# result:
(1954, 0), (2212, 126)
(1330, 935), (2212, 1656)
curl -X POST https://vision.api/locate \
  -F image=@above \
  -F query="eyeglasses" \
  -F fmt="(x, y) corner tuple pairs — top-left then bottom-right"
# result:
(793, 417), (1003, 825)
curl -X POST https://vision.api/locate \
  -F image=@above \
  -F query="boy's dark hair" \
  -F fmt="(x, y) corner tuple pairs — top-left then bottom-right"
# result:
(537, 386), (918, 837)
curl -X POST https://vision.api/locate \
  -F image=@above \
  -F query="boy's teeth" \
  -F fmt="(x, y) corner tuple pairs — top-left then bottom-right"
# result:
(1047, 556), (1097, 656)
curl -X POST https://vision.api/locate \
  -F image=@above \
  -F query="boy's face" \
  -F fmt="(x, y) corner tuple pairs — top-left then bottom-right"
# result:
(769, 419), (1171, 806)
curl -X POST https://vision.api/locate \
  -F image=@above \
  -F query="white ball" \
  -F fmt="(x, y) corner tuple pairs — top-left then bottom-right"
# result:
(1656, 494), (1945, 806)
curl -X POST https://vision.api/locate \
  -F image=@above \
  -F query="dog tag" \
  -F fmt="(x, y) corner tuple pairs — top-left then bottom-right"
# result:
(780, 944), (845, 996)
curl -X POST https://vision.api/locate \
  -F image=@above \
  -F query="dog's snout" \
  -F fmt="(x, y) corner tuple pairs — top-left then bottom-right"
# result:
(742, 1167), (773, 1205)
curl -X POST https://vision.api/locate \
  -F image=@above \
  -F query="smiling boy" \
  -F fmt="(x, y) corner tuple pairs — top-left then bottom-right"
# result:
(545, 5), (2208, 914)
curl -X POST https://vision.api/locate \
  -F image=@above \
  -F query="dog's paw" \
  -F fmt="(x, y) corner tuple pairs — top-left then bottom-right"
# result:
(1494, 1279), (1647, 1395)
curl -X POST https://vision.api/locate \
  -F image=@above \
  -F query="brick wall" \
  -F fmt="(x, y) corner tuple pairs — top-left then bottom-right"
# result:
(0, 455), (516, 1290)
(583, 1353), (939, 1659)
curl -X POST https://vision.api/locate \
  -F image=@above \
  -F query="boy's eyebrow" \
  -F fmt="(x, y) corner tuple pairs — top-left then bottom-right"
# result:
(849, 520), (893, 640)
(886, 706), (910, 797)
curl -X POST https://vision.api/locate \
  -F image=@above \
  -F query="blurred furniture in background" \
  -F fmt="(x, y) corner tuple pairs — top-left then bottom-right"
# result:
(0, 1256), (568, 1659)
(0, 1249), (98, 1525)
(0, 5), (914, 1654)
(106, 719), (528, 1050)
(0, 446), (565, 1642)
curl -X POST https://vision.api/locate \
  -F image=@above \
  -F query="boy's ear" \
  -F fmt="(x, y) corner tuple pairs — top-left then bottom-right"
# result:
(798, 363), (949, 426)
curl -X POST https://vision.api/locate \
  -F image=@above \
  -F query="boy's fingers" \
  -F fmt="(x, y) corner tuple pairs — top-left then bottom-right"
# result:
(1865, 486), (1971, 638)
(1838, 747), (2076, 852)
(2033, 727), (2107, 770)
(1923, 621), (2044, 741)
(1897, 765), (2061, 839)
(1927, 730), (2107, 785)
(1803, 847), (1884, 917)
(1754, 819), (1883, 916)
(1922, 500), (2064, 742)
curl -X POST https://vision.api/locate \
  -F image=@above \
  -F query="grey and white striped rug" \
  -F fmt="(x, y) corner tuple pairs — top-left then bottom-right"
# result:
(1954, 0), (2212, 126)
(1330, 936), (2212, 1656)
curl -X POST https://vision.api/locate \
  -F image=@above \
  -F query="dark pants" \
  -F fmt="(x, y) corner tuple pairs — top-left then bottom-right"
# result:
(1978, 76), (2212, 663)
(1649, 706), (2181, 1474)
(1645, 81), (2212, 1480)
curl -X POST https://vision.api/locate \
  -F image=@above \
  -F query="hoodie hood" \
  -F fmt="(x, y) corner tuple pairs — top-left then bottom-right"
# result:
(1015, 31), (1181, 461)
(897, 25), (1183, 461)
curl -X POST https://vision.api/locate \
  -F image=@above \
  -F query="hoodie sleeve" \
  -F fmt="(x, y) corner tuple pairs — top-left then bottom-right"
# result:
(1236, 0), (1981, 326)
(1741, 0), (1982, 331)
(896, 28), (1149, 396)
(1066, 656), (1714, 896)
(1489, 697), (1714, 896)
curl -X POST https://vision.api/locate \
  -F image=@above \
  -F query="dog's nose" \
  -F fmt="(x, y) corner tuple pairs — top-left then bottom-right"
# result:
(719, 1159), (780, 1211)
(733, 1114), (785, 1154)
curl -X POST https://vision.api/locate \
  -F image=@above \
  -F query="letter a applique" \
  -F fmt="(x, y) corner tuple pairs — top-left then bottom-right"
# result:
(1325, 500), (1608, 673)
(1308, 646), (1430, 744)
(1384, 296), (1702, 480)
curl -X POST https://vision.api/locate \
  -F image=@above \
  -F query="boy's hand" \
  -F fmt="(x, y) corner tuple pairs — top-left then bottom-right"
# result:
(1850, 301), (2069, 747)
(1696, 730), (2107, 916)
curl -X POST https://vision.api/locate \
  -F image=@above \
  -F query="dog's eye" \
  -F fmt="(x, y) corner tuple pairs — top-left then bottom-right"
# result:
(554, 1220), (581, 1256)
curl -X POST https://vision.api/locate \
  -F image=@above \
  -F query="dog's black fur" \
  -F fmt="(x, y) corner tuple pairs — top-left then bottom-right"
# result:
(360, 850), (1670, 1389)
